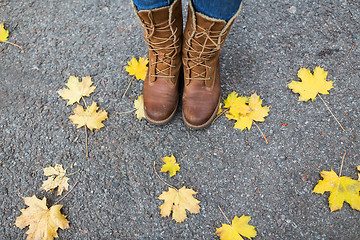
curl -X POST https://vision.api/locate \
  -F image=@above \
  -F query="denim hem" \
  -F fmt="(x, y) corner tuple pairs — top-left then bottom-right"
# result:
(192, 0), (243, 21)
(132, 0), (174, 11)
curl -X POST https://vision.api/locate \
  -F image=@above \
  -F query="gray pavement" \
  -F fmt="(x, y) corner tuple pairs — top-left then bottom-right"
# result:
(0, 0), (359, 239)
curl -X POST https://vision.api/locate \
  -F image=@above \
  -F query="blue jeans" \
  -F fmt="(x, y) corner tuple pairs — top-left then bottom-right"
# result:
(132, 0), (242, 21)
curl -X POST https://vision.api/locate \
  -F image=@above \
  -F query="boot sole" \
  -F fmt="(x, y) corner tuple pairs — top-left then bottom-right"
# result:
(182, 99), (220, 130)
(144, 99), (178, 126)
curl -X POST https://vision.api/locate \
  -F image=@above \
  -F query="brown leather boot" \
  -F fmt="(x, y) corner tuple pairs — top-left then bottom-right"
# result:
(182, 1), (242, 129)
(132, 0), (183, 125)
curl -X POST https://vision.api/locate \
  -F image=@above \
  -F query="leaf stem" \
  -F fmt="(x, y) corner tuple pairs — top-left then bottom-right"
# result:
(153, 161), (177, 190)
(318, 95), (345, 131)
(253, 121), (268, 144)
(84, 127), (88, 158)
(81, 97), (87, 107)
(66, 169), (80, 177)
(339, 150), (347, 177)
(178, 155), (187, 162)
(4, 40), (23, 50)
(81, 97), (89, 158)
(54, 181), (79, 205)
(218, 205), (231, 225)
(122, 75), (135, 98)
(212, 109), (228, 125)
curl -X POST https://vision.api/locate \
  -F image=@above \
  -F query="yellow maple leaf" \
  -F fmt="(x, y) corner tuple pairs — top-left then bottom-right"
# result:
(227, 96), (250, 118)
(224, 91), (239, 109)
(233, 116), (253, 130)
(357, 166), (360, 181)
(158, 186), (200, 223)
(58, 76), (96, 105)
(215, 215), (257, 240)
(134, 94), (145, 121)
(217, 103), (223, 115)
(288, 66), (333, 102)
(233, 93), (269, 131)
(40, 164), (69, 196)
(160, 155), (180, 178)
(0, 23), (9, 42)
(223, 92), (269, 130)
(14, 195), (69, 240)
(69, 101), (108, 131)
(313, 169), (360, 212)
(246, 93), (270, 122)
(125, 57), (149, 81)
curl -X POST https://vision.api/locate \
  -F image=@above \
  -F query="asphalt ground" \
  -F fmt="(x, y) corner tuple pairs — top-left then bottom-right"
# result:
(0, 0), (359, 239)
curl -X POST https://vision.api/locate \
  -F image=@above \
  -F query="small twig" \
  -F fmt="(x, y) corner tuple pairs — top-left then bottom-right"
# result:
(212, 109), (228, 124)
(253, 121), (268, 144)
(4, 41), (23, 50)
(322, 16), (333, 32)
(66, 169), (80, 177)
(54, 181), (79, 205)
(114, 26), (137, 34)
(318, 95), (345, 131)
(116, 109), (136, 115)
(84, 127), (88, 158)
(81, 97), (87, 107)
(343, 44), (355, 65)
(153, 161), (177, 190)
(218, 206), (231, 225)
(13, 22), (19, 31)
(339, 150), (347, 177)
(122, 76), (135, 98)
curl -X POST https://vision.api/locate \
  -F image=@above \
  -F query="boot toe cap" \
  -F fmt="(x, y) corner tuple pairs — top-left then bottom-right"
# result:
(182, 103), (219, 129)
(145, 101), (177, 124)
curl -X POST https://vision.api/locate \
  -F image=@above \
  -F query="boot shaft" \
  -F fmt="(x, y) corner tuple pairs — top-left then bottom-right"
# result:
(132, 0), (183, 84)
(183, 0), (242, 87)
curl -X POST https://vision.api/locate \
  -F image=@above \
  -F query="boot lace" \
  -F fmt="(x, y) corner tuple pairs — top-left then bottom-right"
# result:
(144, 17), (180, 79)
(184, 23), (225, 82)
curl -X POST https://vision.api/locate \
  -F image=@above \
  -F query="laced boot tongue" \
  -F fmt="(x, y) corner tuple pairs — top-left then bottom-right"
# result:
(138, 10), (172, 50)
(187, 13), (227, 83)
(138, 6), (170, 29)
(138, 8), (176, 79)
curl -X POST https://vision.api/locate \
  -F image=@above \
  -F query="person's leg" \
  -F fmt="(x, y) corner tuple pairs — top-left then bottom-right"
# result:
(132, 0), (182, 125)
(192, 0), (243, 21)
(182, 0), (242, 129)
(132, 0), (174, 10)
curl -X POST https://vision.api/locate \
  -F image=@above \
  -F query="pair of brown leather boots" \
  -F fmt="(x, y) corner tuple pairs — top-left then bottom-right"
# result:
(133, 0), (240, 129)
